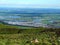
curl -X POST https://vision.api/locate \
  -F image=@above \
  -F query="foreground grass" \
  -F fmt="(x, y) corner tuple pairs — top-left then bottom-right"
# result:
(0, 24), (60, 45)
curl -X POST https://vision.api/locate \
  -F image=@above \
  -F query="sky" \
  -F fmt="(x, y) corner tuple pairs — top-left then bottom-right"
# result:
(0, 0), (60, 8)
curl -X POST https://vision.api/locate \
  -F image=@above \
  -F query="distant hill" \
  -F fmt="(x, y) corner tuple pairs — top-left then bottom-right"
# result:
(0, 8), (60, 14)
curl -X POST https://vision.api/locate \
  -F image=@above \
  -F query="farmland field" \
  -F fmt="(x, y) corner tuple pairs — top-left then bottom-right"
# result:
(0, 8), (60, 45)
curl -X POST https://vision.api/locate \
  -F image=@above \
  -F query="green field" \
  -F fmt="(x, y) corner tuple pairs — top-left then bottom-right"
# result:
(0, 24), (60, 45)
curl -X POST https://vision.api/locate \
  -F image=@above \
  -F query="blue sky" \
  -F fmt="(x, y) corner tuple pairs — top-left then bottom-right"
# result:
(0, 0), (60, 8)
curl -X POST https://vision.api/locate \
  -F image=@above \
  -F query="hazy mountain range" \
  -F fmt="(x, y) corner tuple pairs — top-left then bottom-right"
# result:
(0, 8), (60, 14)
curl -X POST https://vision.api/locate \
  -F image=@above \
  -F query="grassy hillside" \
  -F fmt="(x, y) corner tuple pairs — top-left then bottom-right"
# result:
(0, 24), (60, 45)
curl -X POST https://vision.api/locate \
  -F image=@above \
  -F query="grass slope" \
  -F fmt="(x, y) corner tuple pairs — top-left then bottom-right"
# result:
(0, 24), (60, 45)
